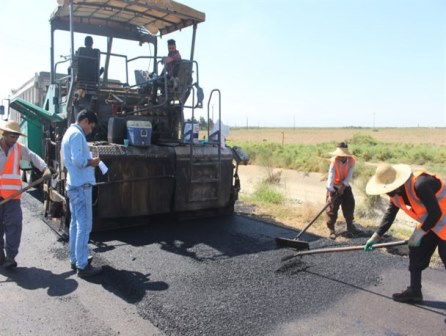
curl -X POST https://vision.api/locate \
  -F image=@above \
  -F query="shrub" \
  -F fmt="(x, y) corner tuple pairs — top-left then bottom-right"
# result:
(252, 182), (285, 205)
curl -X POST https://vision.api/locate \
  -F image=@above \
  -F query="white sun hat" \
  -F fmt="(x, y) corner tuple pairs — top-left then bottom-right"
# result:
(330, 142), (352, 157)
(366, 163), (412, 195)
(0, 120), (26, 137)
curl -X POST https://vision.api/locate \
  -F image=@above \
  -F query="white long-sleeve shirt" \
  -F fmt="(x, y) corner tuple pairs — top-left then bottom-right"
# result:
(0, 142), (47, 173)
(326, 158), (354, 192)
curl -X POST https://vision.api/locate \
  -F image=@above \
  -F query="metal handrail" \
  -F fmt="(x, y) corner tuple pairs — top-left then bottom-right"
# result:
(207, 89), (222, 156)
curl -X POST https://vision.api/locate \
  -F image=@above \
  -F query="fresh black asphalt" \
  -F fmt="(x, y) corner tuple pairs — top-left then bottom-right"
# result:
(1, 191), (445, 335)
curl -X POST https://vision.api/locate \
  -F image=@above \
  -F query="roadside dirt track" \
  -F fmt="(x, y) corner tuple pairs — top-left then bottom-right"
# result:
(237, 164), (416, 233)
(238, 165), (327, 205)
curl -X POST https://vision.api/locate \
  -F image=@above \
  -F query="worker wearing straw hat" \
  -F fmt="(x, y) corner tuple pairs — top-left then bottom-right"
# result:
(365, 163), (446, 303)
(0, 120), (51, 268)
(326, 142), (363, 240)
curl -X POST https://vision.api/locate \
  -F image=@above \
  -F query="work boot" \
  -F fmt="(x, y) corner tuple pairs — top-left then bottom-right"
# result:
(329, 229), (336, 240)
(392, 287), (423, 303)
(71, 255), (93, 271)
(77, 264), (103, 278)
(3, 257), (17, 269)
(0, 250), (5, 265)
(346, 223), (363, 237)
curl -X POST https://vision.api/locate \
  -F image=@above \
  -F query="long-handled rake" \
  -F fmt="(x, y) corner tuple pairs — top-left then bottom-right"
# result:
(275, 197), (335, 250)
(0, 176), (46, 206)
(281, 240), (408, 261)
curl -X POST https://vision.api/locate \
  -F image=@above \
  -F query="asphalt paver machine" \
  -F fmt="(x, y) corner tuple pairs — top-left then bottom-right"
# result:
(8, 0), (248, 233)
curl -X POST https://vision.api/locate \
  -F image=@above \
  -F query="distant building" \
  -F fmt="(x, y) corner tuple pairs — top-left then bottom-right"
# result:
(9, 71), (65, 122)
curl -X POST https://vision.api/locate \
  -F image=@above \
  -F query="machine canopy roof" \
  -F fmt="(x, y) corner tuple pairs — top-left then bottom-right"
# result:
(52, 0), (206, 38)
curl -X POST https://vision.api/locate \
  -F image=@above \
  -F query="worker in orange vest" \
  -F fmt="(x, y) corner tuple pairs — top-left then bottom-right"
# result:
(326, 142), (363, 240)
(0, 121), (51, 268)
(365, 163), (446, 303)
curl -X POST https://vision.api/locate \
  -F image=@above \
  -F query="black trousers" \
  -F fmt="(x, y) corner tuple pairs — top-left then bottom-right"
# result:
(409, 230), (446, 289)
(325, 186), (355, 229)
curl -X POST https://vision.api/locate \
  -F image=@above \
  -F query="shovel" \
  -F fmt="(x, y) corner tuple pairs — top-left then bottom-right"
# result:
(275, 194), (338, 250)
(282, 240), (408, 261)
(0, 176), (46, 206)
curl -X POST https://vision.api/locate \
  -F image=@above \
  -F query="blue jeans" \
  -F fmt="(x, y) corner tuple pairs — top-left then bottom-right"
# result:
(67, 185), (93, 269)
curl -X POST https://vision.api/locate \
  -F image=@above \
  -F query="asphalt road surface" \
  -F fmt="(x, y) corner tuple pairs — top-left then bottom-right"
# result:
(1, 191), (445, 336)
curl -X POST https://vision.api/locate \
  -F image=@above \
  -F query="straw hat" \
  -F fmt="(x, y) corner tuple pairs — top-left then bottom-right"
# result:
(330, 142), (352, 157)
(0, 120), (26, 137)
(365, 163), (412, 195)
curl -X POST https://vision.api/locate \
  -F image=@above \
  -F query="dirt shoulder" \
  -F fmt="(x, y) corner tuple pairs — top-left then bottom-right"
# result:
(236, 164), (413, 234)
(238, 165), (327, 205)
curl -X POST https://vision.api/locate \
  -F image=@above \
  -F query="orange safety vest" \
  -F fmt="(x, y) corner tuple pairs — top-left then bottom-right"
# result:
(0, 143), (23, 200)
(330, 156), (355, 185)
(391, 171), (446, 240)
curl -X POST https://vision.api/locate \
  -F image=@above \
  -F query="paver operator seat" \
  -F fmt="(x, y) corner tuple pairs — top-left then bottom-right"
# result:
(75, 46), (101, 85)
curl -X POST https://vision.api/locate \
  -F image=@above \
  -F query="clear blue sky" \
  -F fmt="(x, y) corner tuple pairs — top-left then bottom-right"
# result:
(0, 0), (445, 127)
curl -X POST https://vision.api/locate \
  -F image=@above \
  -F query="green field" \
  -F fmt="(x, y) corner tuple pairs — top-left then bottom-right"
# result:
(226, 127), (446, 175)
